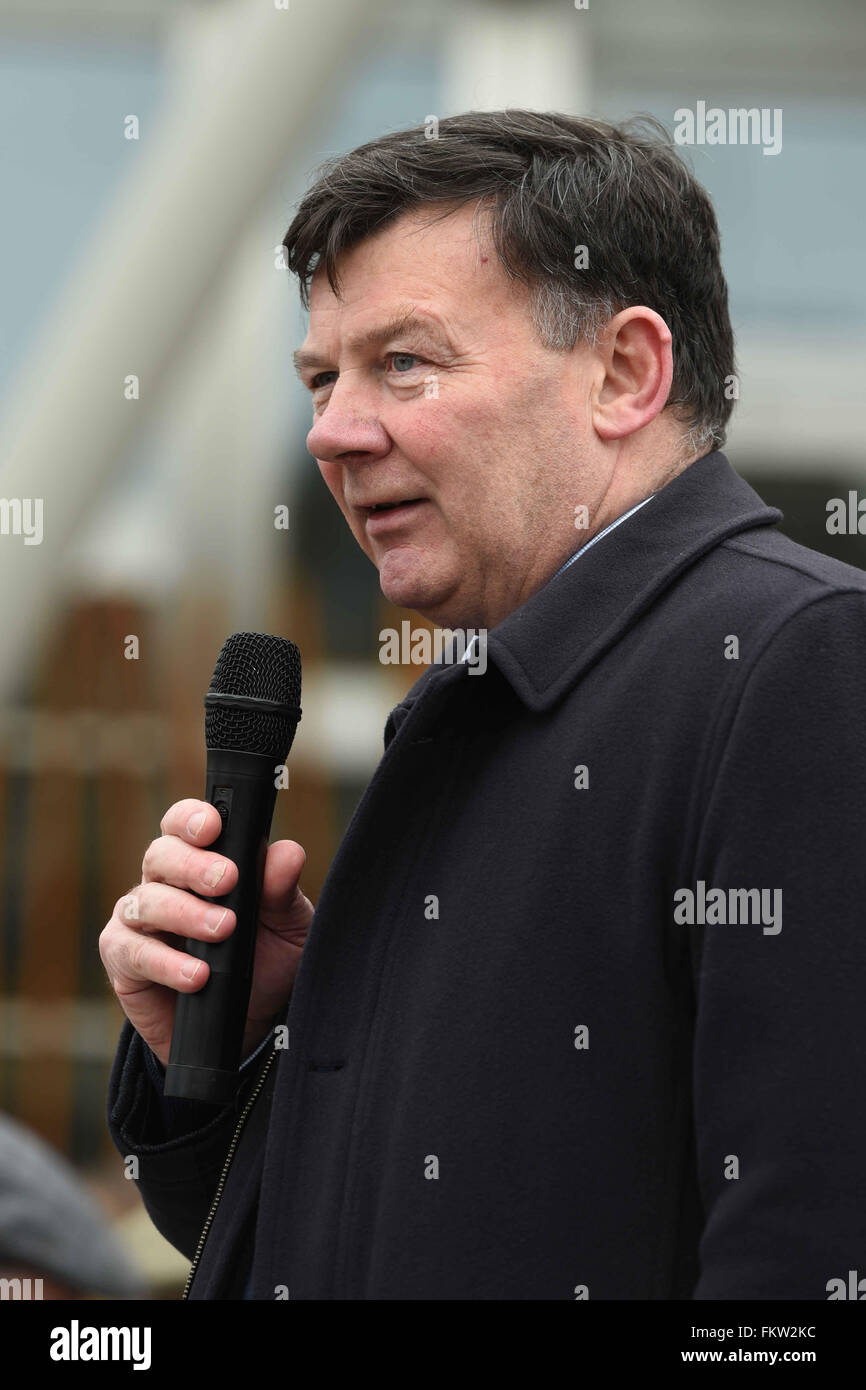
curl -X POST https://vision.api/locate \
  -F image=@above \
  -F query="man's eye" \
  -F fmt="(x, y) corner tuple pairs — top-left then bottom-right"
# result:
(310, 371), (337, 390)
(308, 354), (425, 392)
(387, 352), (423, 374)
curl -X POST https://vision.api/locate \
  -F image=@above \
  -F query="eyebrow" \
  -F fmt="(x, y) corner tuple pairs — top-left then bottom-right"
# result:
(292, 309), (454, 378)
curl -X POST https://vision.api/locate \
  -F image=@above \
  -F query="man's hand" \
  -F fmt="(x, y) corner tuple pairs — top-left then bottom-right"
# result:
(99, 799), (314, 1067)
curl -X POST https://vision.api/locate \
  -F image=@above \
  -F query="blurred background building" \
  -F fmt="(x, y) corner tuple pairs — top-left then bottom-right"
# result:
(0, 0), (863, 1295)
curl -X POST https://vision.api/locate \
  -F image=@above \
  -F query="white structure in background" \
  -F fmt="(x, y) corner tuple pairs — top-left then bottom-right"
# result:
(442, 0), (591, 115)
(0, 0), (395, 705)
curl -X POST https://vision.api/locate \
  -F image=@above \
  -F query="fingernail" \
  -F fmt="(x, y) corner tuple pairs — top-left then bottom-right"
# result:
(187, 811), (206, 838)
(181, 960), (201, 982)
(205, 907), (228, 934)
(203, 861), (227, 889)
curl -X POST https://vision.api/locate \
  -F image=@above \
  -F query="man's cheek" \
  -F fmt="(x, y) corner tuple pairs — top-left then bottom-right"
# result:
(349, 515), (376, 563)
(318, 471), (358, 538)
(317, 460), (344, 501)
(399, 387), (485, 452)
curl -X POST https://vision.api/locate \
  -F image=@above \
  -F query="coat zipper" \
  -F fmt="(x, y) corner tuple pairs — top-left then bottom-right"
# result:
(182, 1046), (277, 1299)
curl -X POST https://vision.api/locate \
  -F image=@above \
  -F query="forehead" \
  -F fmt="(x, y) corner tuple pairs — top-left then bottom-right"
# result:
(304, 202), (517, 341)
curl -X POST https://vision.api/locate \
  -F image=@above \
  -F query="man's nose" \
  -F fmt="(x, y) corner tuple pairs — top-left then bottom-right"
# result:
(305, 381), (390, 464)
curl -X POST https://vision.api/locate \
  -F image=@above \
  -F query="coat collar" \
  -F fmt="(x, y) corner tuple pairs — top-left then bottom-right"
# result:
(386, 450), (781, 731)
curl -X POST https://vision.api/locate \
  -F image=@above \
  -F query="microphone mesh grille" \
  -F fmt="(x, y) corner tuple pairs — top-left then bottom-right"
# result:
(205, 632), (302, 758)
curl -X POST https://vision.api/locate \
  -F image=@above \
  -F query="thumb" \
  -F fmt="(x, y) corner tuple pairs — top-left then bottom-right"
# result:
(259, 839), (312, 933)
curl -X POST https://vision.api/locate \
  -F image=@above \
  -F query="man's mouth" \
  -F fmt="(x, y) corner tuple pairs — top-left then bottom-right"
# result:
(360, 498), (429, 531)
(363, 498), (425, 513)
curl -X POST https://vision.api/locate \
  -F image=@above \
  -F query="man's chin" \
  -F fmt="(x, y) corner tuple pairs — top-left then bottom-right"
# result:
(380, 576), (445, 616)
(378, 564), (455, 621)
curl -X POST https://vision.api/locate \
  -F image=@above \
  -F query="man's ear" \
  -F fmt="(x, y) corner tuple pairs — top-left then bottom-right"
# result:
(592, 306), (673, 441)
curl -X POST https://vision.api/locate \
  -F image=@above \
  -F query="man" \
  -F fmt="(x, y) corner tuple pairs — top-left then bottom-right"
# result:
(101, 111), (866, 1299)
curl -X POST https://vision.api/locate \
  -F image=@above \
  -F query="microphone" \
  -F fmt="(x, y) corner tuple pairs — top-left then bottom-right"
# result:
(163, 631), (302, 1104)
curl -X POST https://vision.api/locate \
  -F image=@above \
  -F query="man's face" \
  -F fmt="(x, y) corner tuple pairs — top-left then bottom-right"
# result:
(295, 203), (601, 629)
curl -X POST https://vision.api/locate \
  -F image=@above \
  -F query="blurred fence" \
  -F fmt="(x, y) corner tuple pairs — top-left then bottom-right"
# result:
(0, 543), (425, 1165)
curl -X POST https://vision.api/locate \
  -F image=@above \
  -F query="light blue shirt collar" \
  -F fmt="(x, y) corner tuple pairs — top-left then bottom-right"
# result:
(552, 494), (654, 580)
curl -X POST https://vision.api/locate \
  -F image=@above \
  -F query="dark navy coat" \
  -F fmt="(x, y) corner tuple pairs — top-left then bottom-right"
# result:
(107, 450), (866, 1299)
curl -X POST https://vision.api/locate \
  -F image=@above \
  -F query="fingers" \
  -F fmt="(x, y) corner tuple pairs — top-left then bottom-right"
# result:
(142, 799), (237, 893)
(100, 910), (211, 999)
(118, 880), (236, 942)
(112, 926), (208, 996)
(159, 798), (224, 845)
(101, 879), (236, 1000)
(141, 835), (237, 896)
(101, 798), (251, 1060)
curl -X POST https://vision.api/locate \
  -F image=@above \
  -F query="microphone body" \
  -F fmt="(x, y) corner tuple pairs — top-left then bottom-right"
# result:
(163, 633), (301, 1104)
(164, 749), (277, 1103)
